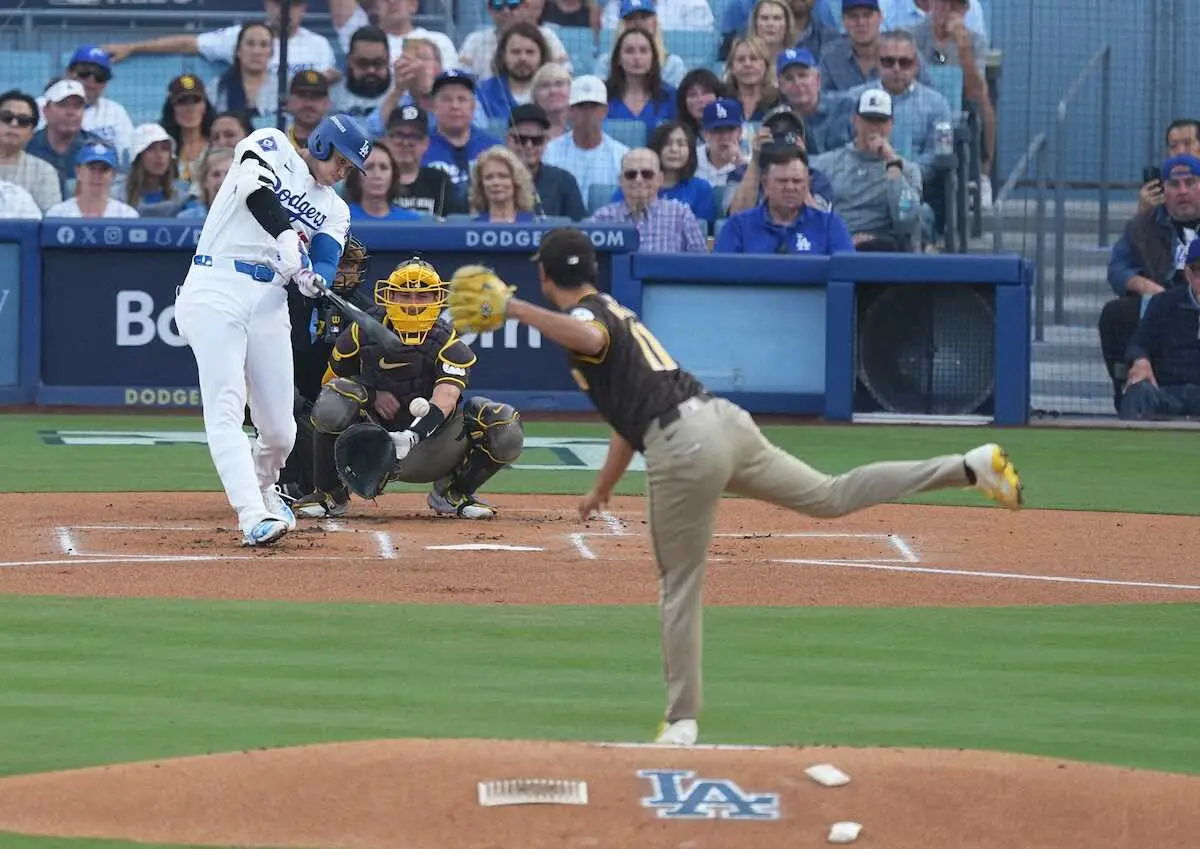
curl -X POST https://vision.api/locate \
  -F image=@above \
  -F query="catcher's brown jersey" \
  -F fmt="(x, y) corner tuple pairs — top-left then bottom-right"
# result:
(324, 317), (476, 429)
(568, 292), (704, 451)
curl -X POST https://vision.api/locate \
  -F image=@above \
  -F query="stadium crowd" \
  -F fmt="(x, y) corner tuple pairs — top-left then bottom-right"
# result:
(0, 0), (993, 256)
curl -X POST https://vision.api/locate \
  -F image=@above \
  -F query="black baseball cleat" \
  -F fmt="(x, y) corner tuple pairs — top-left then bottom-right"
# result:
(293, 488), (350, 519)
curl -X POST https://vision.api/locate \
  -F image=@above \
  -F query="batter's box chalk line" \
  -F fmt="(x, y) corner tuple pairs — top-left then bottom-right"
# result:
(568, 528), (920, 564)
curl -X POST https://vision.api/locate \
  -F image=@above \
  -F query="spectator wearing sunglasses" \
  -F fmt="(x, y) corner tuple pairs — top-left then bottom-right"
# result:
(35, 46), (135, 167)
(26, 79), (100, 199)
(587, 147), (706, 252)
(0, 90), (62, 212)
(544, 76), (629, 202)
(477, 22), (551, 123)
(330, 26), (393, 119)
(160, 75), (216, 184)
(611, 121), (715, 227)
(458, 0), (571, 80)
(506, 103), (586, 219)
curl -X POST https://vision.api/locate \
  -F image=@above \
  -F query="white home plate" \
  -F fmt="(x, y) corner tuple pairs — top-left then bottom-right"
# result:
(426, 544), (545, 552)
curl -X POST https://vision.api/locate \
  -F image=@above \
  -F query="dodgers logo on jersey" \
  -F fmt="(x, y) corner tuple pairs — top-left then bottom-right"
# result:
(794, 233), (812, 252)
(258, 136), (278, 152)
(273, 174), (329, 229)
(638, 770), (780, 820)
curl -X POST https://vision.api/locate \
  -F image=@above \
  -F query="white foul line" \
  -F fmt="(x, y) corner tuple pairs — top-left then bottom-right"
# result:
(374, 531), (397, 559)
(773, 559), (1200, 592)
(600, 511), (629, 535)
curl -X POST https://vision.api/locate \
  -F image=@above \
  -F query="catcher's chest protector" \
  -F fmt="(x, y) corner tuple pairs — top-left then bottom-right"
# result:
(359, 320), (459, 419)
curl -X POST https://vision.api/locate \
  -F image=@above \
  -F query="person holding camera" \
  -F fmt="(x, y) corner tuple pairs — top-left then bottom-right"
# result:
(725, 103), (834, 215)
(1138, 120), (1200, 214)
(714, 145), (852, 254)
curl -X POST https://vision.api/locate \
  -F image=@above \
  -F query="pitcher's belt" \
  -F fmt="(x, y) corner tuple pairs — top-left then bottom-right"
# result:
(192, 254), (276, 283)
(655, 392), (713, 430)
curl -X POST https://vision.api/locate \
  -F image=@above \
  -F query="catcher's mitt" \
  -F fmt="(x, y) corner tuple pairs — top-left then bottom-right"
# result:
(447, 265), (516, 333)
(333, 422), (395, 499)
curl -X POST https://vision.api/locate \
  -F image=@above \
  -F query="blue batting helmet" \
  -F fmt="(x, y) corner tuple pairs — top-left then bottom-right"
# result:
(308, 113), (372, 173)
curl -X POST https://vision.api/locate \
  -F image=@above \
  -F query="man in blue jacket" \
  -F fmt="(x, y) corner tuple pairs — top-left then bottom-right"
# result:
(420, 70), (501, 197)
(1119, 238), (1200, 420)
(714, 145), (854, 254)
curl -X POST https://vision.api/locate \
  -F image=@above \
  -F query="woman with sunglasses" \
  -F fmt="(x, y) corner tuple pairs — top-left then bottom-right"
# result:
(114, 123), (192, 217)
(342, 144), (423, 221)
(214, 23), (275, 119)
(160, 74), (217, 186)
(674, 69), (727, 142)
(63, 45), (135, 166)
(606, 28), (676, 138)
(468, 145), (537, 223)
(0, 90), (61, 212)
(177, 147), (234, 219)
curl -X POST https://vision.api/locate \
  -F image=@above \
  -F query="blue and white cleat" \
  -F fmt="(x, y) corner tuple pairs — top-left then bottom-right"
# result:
(262, 485), (297, 530)
(242, 518), (289, 547)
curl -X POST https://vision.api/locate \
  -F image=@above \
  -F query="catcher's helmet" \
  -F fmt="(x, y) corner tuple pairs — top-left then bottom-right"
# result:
(308, 113), (372, 173)
(376, 258), (446, 345)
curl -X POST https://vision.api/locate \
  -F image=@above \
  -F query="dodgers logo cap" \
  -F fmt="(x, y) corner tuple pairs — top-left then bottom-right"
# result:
(702, 98), (743, 130)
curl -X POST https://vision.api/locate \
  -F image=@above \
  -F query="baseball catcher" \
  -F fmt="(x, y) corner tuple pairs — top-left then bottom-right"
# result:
(278, 234), (372, 498)
(292, 258), (524, 519)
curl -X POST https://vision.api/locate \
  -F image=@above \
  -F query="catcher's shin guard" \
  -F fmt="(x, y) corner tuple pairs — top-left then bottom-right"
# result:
(446, 397), (524, 495)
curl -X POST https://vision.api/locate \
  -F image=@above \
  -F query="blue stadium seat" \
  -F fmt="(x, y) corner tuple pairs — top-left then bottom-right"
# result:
(927, 64), (964, 114)
(603, 118), (646, 148)
(0, 51), (55, 97)
(187, 56), (229, 89)
(556, 26), (597, 72)
(252, 114), (276, 130)
(105, 55), (190, 125)
(713, 217), (727, 240)
(487, 117), (509, 140)
(663, 30), (717, 70)
(587, 183), (617, 213)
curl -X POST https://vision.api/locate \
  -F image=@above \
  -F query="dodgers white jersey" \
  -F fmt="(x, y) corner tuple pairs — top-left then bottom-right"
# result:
(196, 127), (350, 273)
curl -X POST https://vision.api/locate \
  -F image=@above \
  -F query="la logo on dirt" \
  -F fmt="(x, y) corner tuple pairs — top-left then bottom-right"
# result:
(638, 769), (780, 820)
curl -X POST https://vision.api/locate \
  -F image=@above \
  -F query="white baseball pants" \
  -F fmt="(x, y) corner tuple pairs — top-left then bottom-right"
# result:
(175, 264), (297, 535)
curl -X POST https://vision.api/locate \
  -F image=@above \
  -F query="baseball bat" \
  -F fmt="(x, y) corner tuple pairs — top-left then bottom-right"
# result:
(321, 289), (403, 353)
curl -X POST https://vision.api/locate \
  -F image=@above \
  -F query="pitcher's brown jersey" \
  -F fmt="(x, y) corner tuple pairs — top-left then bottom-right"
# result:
(568, 292), (704, 451)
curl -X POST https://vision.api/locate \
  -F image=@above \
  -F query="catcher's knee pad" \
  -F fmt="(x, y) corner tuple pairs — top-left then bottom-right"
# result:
(311, 377), (368, 434)
(462, 397), (524, 463)
(449, 398), (524, 495)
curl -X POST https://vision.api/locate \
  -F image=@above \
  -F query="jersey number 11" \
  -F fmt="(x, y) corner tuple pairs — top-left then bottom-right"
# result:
(607, 301), (677, 372)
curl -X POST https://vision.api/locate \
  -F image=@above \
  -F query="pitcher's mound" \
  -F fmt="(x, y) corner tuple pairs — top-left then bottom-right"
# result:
(0, 739), (1195, 848)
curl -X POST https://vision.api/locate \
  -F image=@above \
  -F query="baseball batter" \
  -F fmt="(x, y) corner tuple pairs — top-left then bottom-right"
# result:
(174, 113), (371, 546)
(447, 227), (1023, 746)
(293, 258), (525, 519)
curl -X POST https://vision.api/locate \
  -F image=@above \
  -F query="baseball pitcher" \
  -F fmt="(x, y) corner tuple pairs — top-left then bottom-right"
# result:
(174, 113), (371, 546)
(446, 227), (1024, 746)
(292, 258), (525, 519)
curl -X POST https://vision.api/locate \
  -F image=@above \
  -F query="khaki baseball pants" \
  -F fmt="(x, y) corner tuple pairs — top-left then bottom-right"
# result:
(641, 396), (970, 723)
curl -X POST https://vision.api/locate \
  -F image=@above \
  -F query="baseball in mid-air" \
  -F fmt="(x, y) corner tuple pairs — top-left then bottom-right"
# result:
(409, 397), (431, 418)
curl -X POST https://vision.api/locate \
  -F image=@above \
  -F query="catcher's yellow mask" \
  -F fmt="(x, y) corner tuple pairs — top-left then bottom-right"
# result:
(376, 257), (446, 345)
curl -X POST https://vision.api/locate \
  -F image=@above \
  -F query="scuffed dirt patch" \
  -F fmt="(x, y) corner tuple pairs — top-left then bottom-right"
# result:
(0, 740), (1194, 849)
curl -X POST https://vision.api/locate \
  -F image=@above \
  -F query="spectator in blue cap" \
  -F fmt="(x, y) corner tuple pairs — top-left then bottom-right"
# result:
(695, 98), (745, 189)
(1119, 236), (1200, 420)
(1100, 153), (1200, 410)
(44, 142), (138, 218)
(421, 70), (502, 197)
(599, 0), (714, 31)
(594, 0), (686, 88)
(776, 47), (852, 155)
(47, 45), (135, 166)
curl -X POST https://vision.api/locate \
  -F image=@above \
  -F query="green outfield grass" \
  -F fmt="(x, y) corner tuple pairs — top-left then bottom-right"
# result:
(3, 413), (1200, 514)
(0, 412), (1196, 849)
